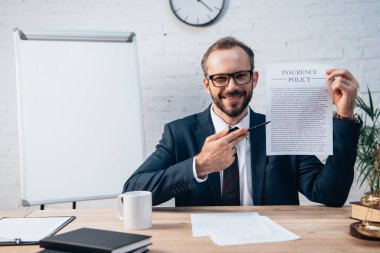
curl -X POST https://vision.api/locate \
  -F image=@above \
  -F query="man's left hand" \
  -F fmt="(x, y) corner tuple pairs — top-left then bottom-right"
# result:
(326, 68), (358, 117)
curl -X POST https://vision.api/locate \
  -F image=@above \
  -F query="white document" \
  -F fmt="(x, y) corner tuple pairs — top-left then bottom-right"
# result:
(0, 216), (74, 244)
(210, 216), (300, 246)
(191, 212), (271, 237)
(266, 63), (333, 156)
(191, 212), (300, 246)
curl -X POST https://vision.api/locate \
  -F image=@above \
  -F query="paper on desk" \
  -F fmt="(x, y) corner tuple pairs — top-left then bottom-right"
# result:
(210, 216), (300, 246)
(0, 216), (74, 243)
(266, 63), (333, 156)
(191, 212), (271, 237)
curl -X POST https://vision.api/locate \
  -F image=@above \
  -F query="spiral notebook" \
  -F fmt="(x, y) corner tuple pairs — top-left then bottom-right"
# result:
(0, 216), (75, 245)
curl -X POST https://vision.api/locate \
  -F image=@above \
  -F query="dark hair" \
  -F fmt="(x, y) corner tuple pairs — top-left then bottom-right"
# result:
(201, 36), (254, 76)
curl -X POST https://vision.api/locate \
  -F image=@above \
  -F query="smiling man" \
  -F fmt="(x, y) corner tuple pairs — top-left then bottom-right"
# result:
(123, 37), (362, 207)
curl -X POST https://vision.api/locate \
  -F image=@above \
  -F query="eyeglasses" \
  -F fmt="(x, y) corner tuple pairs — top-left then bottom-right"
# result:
(207, 70), (254, 87)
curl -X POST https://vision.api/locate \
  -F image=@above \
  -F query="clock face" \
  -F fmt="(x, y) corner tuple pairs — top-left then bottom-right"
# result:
(169, 0), (225, 26)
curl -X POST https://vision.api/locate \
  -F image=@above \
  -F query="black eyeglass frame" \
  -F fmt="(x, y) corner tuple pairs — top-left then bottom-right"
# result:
(206, 70), (254, 88)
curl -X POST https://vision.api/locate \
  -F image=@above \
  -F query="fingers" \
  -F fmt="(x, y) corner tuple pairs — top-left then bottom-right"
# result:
(331, 77), (355, 92)
(326, 69), (358, 86)
(206, 127), (248, 144)
(229, 133), (248, 147)
(231, 145), (238, 156)
(329, 70), (358, 90)
(326, 68), (358, 95)
(206, 127), (230, 142)
(327, 69), (358, 117)
(222, 127), (249, 143)
(196, 127), (248, 176)
(326, 68), (350, 79)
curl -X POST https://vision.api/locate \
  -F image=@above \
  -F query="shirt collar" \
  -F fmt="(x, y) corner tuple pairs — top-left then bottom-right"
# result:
(210, 104), (250, 133)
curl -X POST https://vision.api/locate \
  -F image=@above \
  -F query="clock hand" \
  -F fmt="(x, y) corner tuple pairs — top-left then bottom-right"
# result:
(197, 0), (213, 12)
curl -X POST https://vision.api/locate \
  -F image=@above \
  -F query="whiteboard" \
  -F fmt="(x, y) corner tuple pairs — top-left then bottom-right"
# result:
(14, 28), (145, 206)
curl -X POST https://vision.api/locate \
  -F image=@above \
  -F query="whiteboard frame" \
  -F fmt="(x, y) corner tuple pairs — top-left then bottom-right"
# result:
(14, 28), (145, 206)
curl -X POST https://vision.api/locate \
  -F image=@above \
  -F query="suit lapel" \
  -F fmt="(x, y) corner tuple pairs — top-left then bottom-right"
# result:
(249, 109), (267, 205)
(193, 106), (222, 205)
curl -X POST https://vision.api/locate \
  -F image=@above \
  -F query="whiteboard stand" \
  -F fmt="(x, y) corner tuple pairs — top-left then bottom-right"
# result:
(14, 28), (145, 207)
(39, 202), (75, 210)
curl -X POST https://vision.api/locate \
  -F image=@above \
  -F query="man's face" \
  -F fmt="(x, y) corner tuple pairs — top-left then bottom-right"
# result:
(203, 46), (258, 120)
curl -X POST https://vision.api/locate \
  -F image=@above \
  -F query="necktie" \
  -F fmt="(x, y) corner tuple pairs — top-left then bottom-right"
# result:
(222, 127), (240, 206)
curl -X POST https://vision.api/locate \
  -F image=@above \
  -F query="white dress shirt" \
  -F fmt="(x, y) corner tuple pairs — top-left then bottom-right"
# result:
(192, 106), (253, 205)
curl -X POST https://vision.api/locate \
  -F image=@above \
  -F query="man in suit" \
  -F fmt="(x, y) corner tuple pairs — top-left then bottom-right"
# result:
(123, 37), (361, 207)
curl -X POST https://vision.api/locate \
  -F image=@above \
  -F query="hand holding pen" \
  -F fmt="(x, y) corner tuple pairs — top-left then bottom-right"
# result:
(195, 121), (271, 177)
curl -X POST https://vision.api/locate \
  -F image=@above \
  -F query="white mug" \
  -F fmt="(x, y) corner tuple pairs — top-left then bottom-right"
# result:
(115, 191), (152, 230)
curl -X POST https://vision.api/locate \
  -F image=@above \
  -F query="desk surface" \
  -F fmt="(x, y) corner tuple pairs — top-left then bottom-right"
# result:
(1, 205), (379, 253)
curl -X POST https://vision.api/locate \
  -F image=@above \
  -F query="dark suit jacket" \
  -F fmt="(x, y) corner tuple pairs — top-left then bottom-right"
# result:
(123, 106), (361, 207)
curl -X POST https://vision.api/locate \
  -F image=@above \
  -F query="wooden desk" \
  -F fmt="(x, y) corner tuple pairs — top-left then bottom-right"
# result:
(1, 206), (379, 252)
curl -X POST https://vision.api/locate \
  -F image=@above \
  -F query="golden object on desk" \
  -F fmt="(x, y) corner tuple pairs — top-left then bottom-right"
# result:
(360, 194), (380, 207)
(352, 89), (380, 240)
(350, 141), (380, 241)
(350, 221), (380, 240)
(350, 193), (380, 241)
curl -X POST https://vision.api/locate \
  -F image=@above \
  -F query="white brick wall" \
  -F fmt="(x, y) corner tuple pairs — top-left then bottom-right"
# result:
(0, 0), (379, 209)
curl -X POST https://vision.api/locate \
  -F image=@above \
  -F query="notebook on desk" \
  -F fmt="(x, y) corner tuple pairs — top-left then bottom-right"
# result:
(0, 216), (75, 245)
(39, 228), (152, 253)
(37, 247), (149, 253)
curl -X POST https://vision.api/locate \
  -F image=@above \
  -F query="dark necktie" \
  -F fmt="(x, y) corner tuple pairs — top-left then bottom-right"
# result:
(222, 127), (240, 206)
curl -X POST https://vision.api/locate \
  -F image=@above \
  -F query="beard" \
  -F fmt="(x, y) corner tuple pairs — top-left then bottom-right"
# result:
(210, 87), (253, 118)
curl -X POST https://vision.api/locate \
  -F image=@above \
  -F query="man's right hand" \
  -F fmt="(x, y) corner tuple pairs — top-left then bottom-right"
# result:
(195, 127), (248, 178)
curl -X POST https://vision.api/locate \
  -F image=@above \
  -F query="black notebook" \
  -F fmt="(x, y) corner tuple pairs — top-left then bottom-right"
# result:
(37, 246), (149, 253)
(39, 227), (152, 253)
(37, 250), (70, 253)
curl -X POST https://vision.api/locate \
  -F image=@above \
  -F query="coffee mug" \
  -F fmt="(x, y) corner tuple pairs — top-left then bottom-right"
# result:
(115, 191), (152, 230)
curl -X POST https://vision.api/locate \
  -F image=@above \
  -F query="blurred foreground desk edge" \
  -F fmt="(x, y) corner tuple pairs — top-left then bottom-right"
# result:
(1, 206), (379, 253)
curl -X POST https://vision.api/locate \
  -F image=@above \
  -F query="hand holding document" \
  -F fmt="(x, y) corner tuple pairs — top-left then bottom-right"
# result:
(266, 63), (333, 156)
(191, 212), (300, 246)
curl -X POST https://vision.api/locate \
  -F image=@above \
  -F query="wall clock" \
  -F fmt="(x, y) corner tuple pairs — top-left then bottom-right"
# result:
(169, 0), (225, 26)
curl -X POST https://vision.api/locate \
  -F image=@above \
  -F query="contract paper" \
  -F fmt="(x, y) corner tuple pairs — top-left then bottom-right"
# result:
(191, 212), (300, 246)
(191, 212), (270, 237)
(266, 63), (333, 156)
(210, 216), (300, 246)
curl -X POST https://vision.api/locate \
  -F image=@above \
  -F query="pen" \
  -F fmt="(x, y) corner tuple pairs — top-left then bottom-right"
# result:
(248, 121), (271, 132)
(229, 121), (271, 133)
